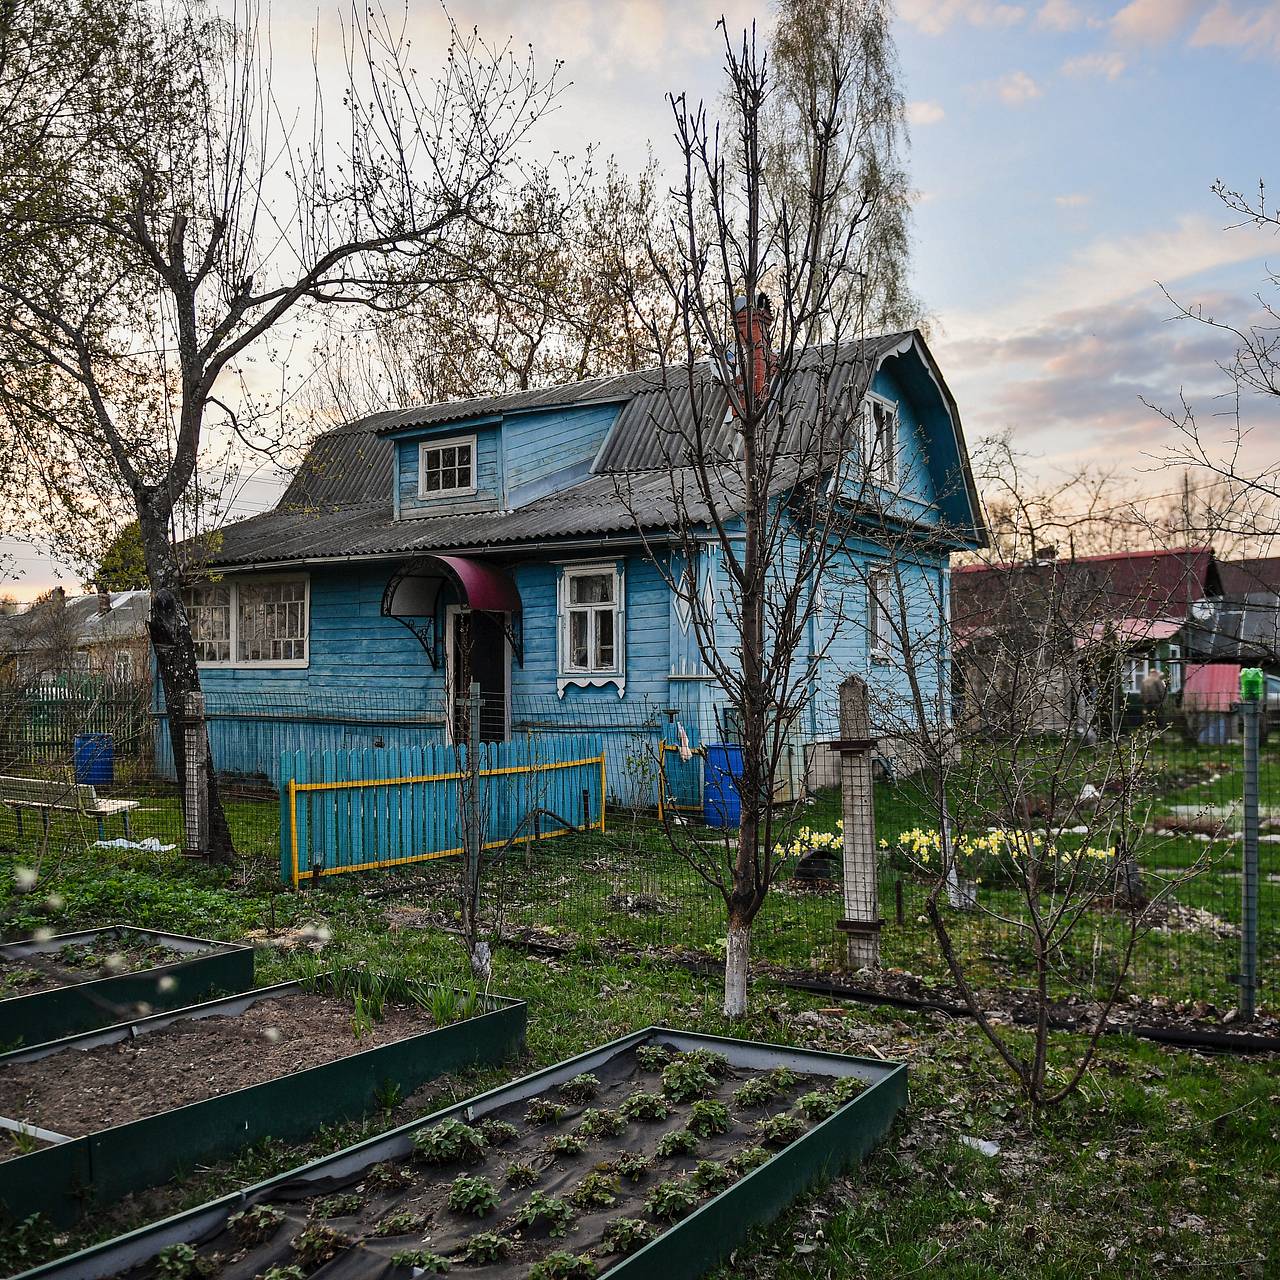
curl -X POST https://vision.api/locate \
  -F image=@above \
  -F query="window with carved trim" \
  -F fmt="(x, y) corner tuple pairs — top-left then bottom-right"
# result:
(558, 563), (624, 679)
(182, 579), (308, 666)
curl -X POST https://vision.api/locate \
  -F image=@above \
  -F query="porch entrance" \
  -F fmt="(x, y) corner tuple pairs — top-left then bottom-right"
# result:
(447, 607), (509, 743)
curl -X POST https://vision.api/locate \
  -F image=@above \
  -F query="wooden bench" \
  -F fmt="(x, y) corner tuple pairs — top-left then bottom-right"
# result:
(0, 775), (139, 840)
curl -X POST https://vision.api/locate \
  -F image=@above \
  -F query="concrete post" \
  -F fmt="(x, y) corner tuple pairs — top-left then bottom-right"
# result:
(181, 690), (208, 858)
(834, 676), (881, 970)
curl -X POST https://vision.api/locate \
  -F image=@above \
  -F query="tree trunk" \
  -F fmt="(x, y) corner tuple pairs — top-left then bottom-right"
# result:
(139, 521), (235, 865)
(723, 915), (752, 1018)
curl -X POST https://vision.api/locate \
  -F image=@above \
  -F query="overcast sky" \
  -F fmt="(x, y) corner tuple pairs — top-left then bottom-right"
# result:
(5, 0), (1278, 598)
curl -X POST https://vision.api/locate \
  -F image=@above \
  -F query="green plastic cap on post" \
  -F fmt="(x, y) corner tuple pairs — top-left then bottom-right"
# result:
(1240, 667), (1264, 702)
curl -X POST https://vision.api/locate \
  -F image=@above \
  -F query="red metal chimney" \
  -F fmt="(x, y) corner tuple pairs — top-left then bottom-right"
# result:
(732, 292), (774, 407)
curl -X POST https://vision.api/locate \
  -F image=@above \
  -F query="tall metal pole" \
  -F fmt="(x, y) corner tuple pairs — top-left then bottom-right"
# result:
(466, 680), (483, 963)
(1239, 668), (1262, 1023)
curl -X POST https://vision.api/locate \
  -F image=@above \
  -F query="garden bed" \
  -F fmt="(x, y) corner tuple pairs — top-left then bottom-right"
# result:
(14, 1028), (905, 1280)
(0, 974), (527, 1228)
(0, 925), (253, 1047)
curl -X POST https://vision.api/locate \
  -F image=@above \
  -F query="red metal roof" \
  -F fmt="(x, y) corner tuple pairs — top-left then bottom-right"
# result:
(433, 555), (522, 614)
(1182, 661), (1241, 709)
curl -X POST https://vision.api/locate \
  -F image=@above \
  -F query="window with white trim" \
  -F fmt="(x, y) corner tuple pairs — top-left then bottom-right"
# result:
(418, 435), (475, 498)
(868, 568), (892, 660)
(182, 578), (309, 667)
(113, 650), (134, 682)
(1168, 644), (1182, 693)
(860, 396), (898, 485)
(557, 563), (625, 688)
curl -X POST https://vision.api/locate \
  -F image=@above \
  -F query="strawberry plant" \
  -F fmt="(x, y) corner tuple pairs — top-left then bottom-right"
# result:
(612, 1152), (653, 1180)
(447, 1174), (500, 1216)
(682, 1048), (730, 1078)
(644, 1179), (700, 1221)
(729, 1144), (771, 1173)
(688, 1098), (731, 1137)
(459, 1233), (511, 1264)
(412, 1118), (487, 1165)
(546, 1131), (587, 1157)
(390, 1249), (450, 1273)
(227, 1204), (286, 1246)
(370, 1209), (423, 1237)
(576, 1107), (627, 1139)
(526, 1099), (570, 1125)
(155, 1244), (215, 1280)
(830, 1076), (868, 1104)
(634, 1045), (671, 1071)
(600, 1216), (657, 1255)
(512, 1190), (576, 1237)
(692, 1160), (733, 1193)
(731, 1077), (777, 1109)
(794, 1090), (837, 1121)
(291, 1225), (350, 1268)
(754, 1113), (805, 1148)
(661, 1058), (716, 1102)
(560, 1072), (600, 1103)
(569, 1171), (618, 1209)
(505, 1159), (540, 1187)
(655, 1128), (699, 1157)
(620, 1090), (669, 1121)
(478, 1118), (520, 1146)
(528, 1251), (596, 1280)
(313, 1192), (361, 1218)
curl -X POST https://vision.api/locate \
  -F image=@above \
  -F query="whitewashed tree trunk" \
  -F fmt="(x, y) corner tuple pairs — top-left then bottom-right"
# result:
(724, 921), (752, 1018)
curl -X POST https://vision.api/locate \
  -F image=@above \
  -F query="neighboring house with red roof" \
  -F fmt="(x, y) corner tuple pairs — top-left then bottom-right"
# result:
(951, 546), (1221, 734)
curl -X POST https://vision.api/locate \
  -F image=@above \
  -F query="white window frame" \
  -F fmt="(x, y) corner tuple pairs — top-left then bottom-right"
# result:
(185, 576), (310, 669)
(1124, 654), (1155, 695)
(556, 561), (625, 696)
(859, 394), (899, 487)
(112, 650), (134, 683)
(417, 434), (477, 500)
(1168, 643), (1182, 693)
(868, 567), (893, 664)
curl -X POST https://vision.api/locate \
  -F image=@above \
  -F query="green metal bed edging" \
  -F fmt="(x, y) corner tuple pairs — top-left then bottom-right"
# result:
(0, 925), (254, 1049)
(0, 976), (527, 1231)
(12, 1026), (906, 1280)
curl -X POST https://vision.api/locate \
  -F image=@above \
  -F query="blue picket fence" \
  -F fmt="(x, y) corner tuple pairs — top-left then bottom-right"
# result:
(279, 735), (606, 887)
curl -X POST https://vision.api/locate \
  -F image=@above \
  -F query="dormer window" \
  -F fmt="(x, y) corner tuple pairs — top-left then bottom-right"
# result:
(418, 435), (476, 498)
(860, 396), (898, 486)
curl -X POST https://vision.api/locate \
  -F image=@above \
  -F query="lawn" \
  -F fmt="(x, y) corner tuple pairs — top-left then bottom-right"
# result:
(0, 840), (1277, 1278)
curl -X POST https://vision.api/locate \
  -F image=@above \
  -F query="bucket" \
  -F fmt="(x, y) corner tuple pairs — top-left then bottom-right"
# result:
(703, 743), (743, 829)
(73, 734), (114, 786)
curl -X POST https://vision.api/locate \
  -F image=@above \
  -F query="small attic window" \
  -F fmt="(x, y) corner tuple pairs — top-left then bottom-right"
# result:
(418, 435), (476, 499)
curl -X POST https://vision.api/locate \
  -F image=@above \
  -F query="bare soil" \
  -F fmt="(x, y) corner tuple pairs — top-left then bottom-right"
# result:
(0, 932), (202, 999)
(0, 992), (432, 1144)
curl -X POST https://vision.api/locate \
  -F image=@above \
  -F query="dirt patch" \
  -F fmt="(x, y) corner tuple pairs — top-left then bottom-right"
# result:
(0, 932), (200, 999)
(0, 992), (433, 1144)
(115, 1041), (857, 1280)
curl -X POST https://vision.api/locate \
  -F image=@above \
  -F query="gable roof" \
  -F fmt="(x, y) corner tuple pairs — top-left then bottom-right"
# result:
(1217, 556), (1280, 595)
(209, 330), (982, 570)
(0, 591), (150, 655)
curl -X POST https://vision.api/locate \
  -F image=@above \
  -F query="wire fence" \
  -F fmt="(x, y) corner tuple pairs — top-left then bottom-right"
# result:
(0, 679), (1273, 1016)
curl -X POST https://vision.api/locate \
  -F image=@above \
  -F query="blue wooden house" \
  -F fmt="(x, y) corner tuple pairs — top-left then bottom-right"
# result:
(173, 330), (983, 803)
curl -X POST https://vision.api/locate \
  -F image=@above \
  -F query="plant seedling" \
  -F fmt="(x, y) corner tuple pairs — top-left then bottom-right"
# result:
(612, 1152), (653, 1180)
(370, 1209), (424, 1237)
(447, 1174), (500, 1216)
(794, 1090), (838, 1121)
(526, 1099), (570, 1125)
(366, 1161), (412, 1190)
(528, 1251), (596, 1280)
(313, 1192), (362, 1219)
(547, 1131), (587, 1157)
(459, 1233), (511, 1264)
(767, 1066), (800, 1091)
(512, 1190), (576, 1237)
(390, 1249), (450, 1274)
(754, 1113), (805, 1148)
(692, 1160), (733, 1193)
(227, 1203), (286, 1246)
(413, 1118), (488, 1165)
(644, 1179), (700, 1222)
(155, 1244), (214, 1280)
(570, 1171), (619, 1209)
(505, 1160), (540, 1187)
(291, 1225), (350, 1268)
(729, 1145), (771, 1173)
(560, 1072), (601, 1103)
(830, 1076), (868, 1104)
(634, 1045), (671, 1071)
(688, 1098), (731, 1137)
(620, 1090), (669, 1121)
(478, 1118), (520, 1146)
(600, 1216), (657, 1256)
(576, 1108), (627, 1139)
(374, 1079), (403, 1112)
(655, 1128), (699, 1157)
(661, 1058), (716, 1103)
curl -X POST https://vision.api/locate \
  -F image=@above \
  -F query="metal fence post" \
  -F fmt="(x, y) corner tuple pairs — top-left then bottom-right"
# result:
(1239, 669), (1262, 1022)
(181, 690), (208, 858)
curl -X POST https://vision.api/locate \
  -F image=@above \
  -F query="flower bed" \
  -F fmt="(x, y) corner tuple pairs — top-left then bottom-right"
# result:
(15, 1029), (905, 1280)
(0, 972), (526, 1228)
(0, 925), (254, 1047)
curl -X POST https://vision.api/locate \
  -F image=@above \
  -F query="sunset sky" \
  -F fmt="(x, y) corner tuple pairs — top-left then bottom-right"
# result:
(4, 0), (1278, 598)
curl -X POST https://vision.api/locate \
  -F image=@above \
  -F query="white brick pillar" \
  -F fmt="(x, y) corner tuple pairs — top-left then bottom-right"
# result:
(834, 676), (881, 970)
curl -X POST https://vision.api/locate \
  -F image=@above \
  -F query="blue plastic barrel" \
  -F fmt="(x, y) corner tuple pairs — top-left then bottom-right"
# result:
(74, 733), (114, 786)
(703, 743), (744, 828)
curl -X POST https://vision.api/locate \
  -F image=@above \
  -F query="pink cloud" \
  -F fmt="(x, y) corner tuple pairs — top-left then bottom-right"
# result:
(1190, 2), (1280, 58)
(1062, 50), (1127, 78)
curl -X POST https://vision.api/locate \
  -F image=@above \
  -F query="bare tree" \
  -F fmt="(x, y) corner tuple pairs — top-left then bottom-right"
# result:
(0, 0), (561, 860)
(616, 16), (916, 1018)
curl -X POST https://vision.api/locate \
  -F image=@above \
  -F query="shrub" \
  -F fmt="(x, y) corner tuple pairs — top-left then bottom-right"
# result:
(600, 1216), (657, 1255)
(687, 1098), (731, 1137)
(291, 1225), (350, 1268)
(227, 1203), (286, 1246)
(478, 1118), (520, 1146)
(459, 1233), (511, 1264)
(528, 1251), (596, 1280)
(620, 1091), (669, 1122)
(660, 1059), (716, 1103)
(655, 1128), (699, 1158)
(634, 1044), (671, 1071)
(754, 1113), (805, 1148)
(412, 1118), (487, 1166)
(692, 1159), (733, 1194)
(389, 1250), (450, 1274)
(576, 1108), (627, 1139)
(546, 1131), (587, 1157)
(525, 1099), (570, 1126)
(505, 1159), (540, 1187)
(447, 1174), (500, 1217)
(644, 1179), (700, 1221)
(612, 1152), (653, 1181)
(794, 1090), (837, 1121)
(511, 1190), (576, 1237)
(569, 1171), (619, 1209)
(560, 1073), (601, 1104)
